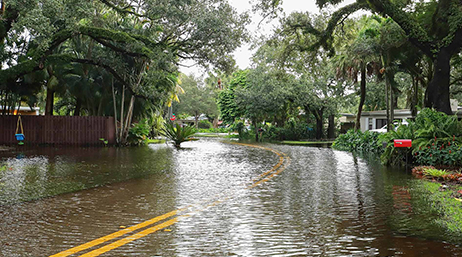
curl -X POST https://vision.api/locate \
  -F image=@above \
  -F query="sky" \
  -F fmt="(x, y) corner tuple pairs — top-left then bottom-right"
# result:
(179, 0), (358, 76)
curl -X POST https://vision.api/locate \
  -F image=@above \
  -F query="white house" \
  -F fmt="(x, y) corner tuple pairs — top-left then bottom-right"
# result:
(359, 101), (462, 132)
(360, 109), (412, 132)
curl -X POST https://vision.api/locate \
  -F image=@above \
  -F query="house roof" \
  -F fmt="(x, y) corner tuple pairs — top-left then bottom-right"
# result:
(340, 113), (355, 117)
(361, 109), (412, 117)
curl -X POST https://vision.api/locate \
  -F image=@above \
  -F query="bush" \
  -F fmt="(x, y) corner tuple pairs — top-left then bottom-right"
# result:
(378, 121), (417, 165)
(230, 122), (252, 139)
(412, 166), (462, 182)
(265, 121), (314, 141)
(128, 119), (151, 145)
(197, 127), (229, 133)
(377, 109), (461, 166)
(414, 139), (462, 167)
(413, 108), (462, 149)
(334, 109), (462, 167)
(332, 129), (383, 154)
(198, 120), (212, 129)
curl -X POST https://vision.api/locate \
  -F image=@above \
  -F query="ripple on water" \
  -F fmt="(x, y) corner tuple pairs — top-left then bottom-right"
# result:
(1, 140), (462, 256)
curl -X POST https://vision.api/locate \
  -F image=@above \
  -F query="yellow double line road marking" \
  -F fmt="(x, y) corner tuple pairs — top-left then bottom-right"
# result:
(50, 143), (290, 257)
(49, 210), (183, 257)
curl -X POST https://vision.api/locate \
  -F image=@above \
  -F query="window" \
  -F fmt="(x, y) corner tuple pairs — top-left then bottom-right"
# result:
(376, 119), (387, 128)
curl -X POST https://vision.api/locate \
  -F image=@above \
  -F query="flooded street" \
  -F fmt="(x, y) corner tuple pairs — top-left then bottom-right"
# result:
(1, 139), (462, 256)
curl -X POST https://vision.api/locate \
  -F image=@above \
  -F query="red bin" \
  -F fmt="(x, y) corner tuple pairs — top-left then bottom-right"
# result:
(394, 139), (412, 148)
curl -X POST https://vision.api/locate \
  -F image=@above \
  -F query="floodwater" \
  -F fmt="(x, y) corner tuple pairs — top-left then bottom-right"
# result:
(0, 139), (462, 256)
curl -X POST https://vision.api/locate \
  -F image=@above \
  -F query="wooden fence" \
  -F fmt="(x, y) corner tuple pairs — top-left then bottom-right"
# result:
(0, 116), (115, 145)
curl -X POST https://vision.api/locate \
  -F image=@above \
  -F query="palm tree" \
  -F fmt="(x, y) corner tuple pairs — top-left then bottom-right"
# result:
(334, 42), (379, 131)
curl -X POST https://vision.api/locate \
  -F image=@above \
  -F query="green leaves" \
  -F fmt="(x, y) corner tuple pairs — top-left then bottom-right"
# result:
(217, 70), (249, 124)
(174, 73), (218, 125)
(413, 108), (462, 149)
(161, 122), (196, 148)
(368, 108), (462, 166)
(332, 129), (383, 153)
(2, 0), (249, 116)
(128, 119), (151, 145)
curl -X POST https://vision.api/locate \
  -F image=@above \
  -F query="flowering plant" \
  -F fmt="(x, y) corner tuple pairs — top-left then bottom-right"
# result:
(413, 136), (462, 166)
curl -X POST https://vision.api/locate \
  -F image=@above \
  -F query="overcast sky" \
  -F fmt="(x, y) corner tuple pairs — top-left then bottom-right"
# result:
(180, 0), (357, 76)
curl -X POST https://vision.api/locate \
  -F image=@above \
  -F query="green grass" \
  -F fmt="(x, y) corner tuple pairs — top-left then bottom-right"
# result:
(280, 141), (334, 145)
(416, 180), (462, 235)
(194, 133), (236, 138)
(146, 139), (165, 144)
(224, 134), (239, 138)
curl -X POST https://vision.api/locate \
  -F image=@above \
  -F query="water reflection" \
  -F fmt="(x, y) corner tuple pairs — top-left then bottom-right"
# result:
(0, 145), (174, 205)
(1, 140), (462, 256)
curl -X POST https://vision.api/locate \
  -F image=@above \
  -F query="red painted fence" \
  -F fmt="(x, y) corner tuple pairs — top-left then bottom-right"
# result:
(0, 115), (115, 145)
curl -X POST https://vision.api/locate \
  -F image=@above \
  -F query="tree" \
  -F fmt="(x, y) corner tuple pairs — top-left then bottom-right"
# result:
(217, 70), (249, 124)
(237, 67), (297, 141)
(174, 73), (219, 128)
(257, 0), (462, 114)
(1, 0), (249, 117)
(266, 13), (353, 137)
(334, 32), (377, 131)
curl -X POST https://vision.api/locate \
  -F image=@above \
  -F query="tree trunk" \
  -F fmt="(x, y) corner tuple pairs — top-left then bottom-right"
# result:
(385, 74), (390, 130)
(327, 114), (335, 139)
(97, 98), (103, 116)
(111, 79), (119, 144)
(74, 98), (82, 116)
(315, 109), (323, 140)
(355, 62), (366, 131)
(253, 120), (259, 142)
(119, 85), (125, 142)
(410, 75), (418, 117)
(45, 89), (54, 116)
(425, 48), (452, 114)
(123, 95), (135, 142)
(195, 111), (199, 129)
(389, 75), (394, 130)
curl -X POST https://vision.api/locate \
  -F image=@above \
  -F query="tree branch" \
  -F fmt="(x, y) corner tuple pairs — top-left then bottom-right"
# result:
(47, 54), (149, 100)
(0, 7), (19, 42)
(90, 37), (148, 58)
(284, 2), (366, 54)
(447, 26), (462, 54)
(0, 26), (159, 82)
(97, 0), (149, 18)
(366, 0), (434, 57)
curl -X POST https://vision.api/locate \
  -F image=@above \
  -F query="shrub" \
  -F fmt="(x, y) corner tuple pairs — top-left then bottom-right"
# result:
(128, 119), (151, 145)
(413, 108), (462, 149)
(265, 122), (314, 141)
(413, 138), (462, 167)
(147, 114), (165, 138)
(412, 166), (462, 182)
(378, 121), (417, 165)
(332, 129), (383, 154)
(198, 120), (212, 129)
(230, 122), (252, 139)
(422, 167), (451, 178)
(376, 109), (462, 166)
(197, 127), (229, 133)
